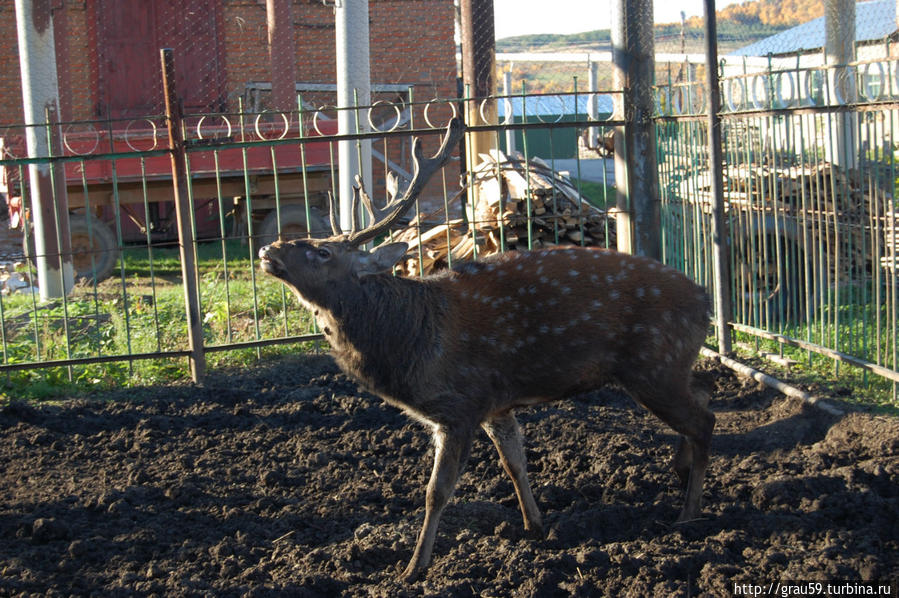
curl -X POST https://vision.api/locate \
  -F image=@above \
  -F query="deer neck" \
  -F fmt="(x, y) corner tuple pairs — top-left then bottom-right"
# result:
(309, 275), (446, 402)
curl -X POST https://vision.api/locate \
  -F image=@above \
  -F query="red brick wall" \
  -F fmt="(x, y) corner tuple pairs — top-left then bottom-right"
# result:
(0, 0), (458, 127)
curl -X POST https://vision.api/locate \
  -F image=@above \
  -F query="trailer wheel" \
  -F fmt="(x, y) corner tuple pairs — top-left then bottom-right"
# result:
(23, 214), (119, 283)
(255, 205), (329, 248)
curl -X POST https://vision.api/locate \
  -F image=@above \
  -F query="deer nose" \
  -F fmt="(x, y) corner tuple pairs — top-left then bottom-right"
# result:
(258, 245), (271, 260)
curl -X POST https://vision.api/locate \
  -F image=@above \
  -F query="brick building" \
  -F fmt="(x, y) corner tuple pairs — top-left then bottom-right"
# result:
(0, 0), (458, 126)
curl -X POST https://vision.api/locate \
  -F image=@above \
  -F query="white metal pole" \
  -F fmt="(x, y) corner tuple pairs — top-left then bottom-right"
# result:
(14, 0), (74, 299)
(334, 0), (373, 234)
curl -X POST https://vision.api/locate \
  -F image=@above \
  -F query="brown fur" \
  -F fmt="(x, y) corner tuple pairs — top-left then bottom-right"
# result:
(259, 240), (715, 581)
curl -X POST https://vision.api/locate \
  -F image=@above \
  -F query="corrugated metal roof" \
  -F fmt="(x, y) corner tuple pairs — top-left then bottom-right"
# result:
(731, 0), (896, 57)
(497, 94), (614, 118)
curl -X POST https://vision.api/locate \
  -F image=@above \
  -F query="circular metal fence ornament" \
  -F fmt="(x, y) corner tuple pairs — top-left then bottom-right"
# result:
(423, 99), (458, 130)
(123, 119), (159, 152)
(254, 111), (290, 140)
(195, 115), (233, 141)
(312, 106), (339, 136)
(62, 123), (101, 156)
(367, 100), (403, 133)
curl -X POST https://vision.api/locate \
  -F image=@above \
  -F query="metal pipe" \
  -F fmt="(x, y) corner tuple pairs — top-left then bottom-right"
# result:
(161, 48), (206, 382)
(14, 0), (73, 299)
(703, 0), (733, 355)
(701, 347), (843, 416)
(334, 0), (372, 233)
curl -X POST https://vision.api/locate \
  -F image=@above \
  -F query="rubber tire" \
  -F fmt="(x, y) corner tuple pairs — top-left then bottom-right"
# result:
(23, 214), (119, 283)
(255, 205), (329, 249)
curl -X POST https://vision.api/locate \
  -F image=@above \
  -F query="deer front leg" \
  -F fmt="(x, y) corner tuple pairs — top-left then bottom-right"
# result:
(401, 424), (473, 582)
(482, 413), (544, 538)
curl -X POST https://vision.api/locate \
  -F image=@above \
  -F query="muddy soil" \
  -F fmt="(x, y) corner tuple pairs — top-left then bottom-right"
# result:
(1, 355), (897, 597)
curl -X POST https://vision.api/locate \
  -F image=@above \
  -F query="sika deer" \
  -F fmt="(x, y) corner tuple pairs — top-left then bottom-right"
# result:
(258, 118), (715, 582)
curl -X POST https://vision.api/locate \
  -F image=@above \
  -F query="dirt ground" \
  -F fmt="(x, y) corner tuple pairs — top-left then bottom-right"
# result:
(1, 354), (897, 597)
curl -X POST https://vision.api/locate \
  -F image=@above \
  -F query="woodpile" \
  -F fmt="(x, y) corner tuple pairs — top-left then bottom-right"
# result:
(683, 161), (896, 284)
(392, 150), (615, 277)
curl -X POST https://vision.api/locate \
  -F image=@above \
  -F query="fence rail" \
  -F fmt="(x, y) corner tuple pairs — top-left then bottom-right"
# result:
(0, 85), (619, 387)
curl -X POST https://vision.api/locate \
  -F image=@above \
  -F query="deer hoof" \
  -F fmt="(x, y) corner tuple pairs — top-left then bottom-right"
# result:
(399, 563), (423, 583)
(525, 523), (545, 541)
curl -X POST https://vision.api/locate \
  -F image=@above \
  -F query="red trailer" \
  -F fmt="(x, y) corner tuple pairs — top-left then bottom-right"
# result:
(1, 117), (338, 281)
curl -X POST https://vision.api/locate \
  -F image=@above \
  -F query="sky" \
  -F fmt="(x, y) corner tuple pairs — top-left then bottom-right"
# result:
(492, 0), (742, 39)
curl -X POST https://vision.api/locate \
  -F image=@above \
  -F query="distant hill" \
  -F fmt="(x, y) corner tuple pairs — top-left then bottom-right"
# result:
(496, 0), (839, 53)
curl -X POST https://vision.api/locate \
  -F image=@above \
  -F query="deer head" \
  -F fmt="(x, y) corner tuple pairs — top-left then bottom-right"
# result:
(259, 117), (464, 297)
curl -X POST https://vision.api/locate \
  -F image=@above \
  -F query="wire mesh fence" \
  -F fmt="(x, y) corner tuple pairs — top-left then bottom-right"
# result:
(654, 0), (899, 403)
(2, 0), (899, 406)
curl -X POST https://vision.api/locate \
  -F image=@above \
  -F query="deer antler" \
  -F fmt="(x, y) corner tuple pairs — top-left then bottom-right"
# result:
(334, 117), (464, 246)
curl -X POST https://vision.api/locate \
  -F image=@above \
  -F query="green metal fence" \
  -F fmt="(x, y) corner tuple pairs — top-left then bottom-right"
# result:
(0, 83), (618, 390)
(656, 57), (899, 403)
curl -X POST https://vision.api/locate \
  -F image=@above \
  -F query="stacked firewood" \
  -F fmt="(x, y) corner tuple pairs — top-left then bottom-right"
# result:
(392, 150), (615, 277)
(684, 161), (895, 284)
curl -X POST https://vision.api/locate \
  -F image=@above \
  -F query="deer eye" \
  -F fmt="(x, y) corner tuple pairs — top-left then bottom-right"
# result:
(317, 248), (331, 259)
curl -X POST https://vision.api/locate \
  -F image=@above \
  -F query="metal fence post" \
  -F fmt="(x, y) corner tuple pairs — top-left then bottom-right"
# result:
(161, 48), (206, 382)
(703, 0), (733, 355)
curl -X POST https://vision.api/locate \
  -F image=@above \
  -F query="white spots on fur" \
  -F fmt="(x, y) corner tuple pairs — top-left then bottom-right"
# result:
(526, 335), (537, 344)
(550, 279), (560, 288)
(536, 265), (545, 275)
(516, 263), (524, 271)
(560, 286), (572, 295)
(539, 276), (549, 284)
(580, 312), (591, 322)
(605, 274), (614, 285)
(553, 325), (566, 335)
(591, 299), (603, 310)
(636, 287), (645, 299)
(539, 324), (550, 334)
(569, 269), (579, 277)
(547, 298), (559, 307)
(633, 324), (645, 333)
(609, 290), (620, 301)
(651, 287), (661, 297)
(590, 274), (599, 284)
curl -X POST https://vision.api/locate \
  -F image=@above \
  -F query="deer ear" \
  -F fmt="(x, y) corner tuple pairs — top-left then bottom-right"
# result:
(355, 242), (408, 276)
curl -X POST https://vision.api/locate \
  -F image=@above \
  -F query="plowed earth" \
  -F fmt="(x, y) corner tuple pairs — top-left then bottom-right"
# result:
(1, 355), (897, 597)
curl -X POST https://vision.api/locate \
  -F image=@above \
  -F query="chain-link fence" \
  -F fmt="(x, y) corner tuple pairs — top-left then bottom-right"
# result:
(1, 0), (897, 406)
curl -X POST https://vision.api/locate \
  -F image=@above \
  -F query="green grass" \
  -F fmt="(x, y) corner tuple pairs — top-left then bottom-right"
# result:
(0, 239), (317, 402)
(572, 179), (617, 210)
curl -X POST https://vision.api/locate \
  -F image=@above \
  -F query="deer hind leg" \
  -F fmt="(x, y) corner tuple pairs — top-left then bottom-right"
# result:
(401, 424), (473, 582)
(671, 390), (710, 489)
(626, 379), (715, 523)
(482, 413), (544, 538)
